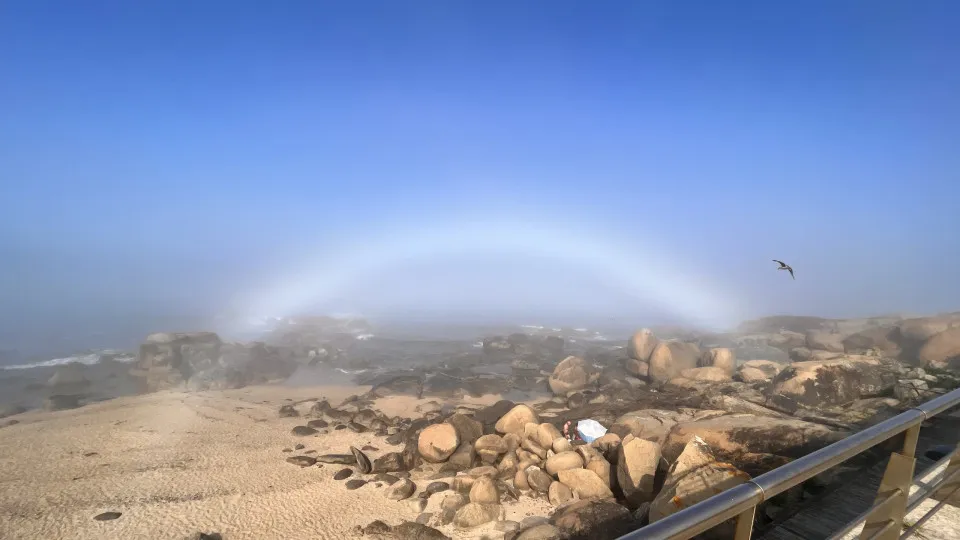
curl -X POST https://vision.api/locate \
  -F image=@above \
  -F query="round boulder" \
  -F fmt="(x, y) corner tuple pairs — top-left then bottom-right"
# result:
(648, 341), (701, 383)
(418, 423), (460, 463)
(495, 404), (539, 436)
(628, 329), (659, 362)
(548, 356), (590, 395)
(698, 348), (736, 375)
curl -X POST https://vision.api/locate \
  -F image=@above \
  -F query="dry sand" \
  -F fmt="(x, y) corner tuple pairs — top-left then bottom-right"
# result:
(0, 385), (553, 540)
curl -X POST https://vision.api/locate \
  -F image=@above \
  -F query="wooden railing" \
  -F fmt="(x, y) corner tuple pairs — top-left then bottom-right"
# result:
(616, 387), (960, 540)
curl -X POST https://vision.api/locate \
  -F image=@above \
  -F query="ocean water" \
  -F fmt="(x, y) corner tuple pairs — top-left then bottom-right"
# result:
(0, 350), (137, 371)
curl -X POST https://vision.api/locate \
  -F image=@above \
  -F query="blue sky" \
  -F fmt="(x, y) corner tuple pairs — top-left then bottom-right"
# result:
(1, 1), (959, 352)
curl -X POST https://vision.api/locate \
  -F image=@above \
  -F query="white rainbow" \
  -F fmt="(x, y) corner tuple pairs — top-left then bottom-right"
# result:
(232, 219), (748, 333)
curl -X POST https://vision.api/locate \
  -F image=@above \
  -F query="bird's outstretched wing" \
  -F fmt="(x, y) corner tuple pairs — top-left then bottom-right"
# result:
(772, 259), (786, 267)
(787, 267), (795, 280)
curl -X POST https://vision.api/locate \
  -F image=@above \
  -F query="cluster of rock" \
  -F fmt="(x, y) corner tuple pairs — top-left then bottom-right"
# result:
(129, 332), (298, 393)
(279, 388), (855, 539)
(734, 313), (960, 372)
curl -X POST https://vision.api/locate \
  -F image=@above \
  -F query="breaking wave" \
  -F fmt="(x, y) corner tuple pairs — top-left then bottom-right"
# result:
(0, 351), (136, 371)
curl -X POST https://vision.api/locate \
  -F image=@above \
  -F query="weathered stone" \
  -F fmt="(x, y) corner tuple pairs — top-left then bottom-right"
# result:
(771, 356), (897, 406)
(918, 327), (960, 369)
(548, 481), (573, 505)
(453, 502), (502, 528)
(699, 348), (736, 375)
(679, 366), (731, 382)
(385, 478), (417, 500)
(736, 360), (782, 383)
(446, 413), (483, 445)
(557, 468), (614, 500)
(662, 414), (845, 462)
(628, 328), (659, 362)
(548, 356), (591, 395)
(526, 466), (554, 493)
(495, 404), (539, 436)
(805, 330), (845, 353)
(418, 423), (460, 463)
(617, 437), (661, 506)
(468, 475), (500, 504)
(648, 341), (701, 382)
(650, 436), (751, 527)
(544, 451), (583, 477)
(550, 499), (633, 538)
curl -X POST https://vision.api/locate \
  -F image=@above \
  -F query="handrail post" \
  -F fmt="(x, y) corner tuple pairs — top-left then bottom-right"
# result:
(858, 424), (921, 540)
(733, 505), (756, 540)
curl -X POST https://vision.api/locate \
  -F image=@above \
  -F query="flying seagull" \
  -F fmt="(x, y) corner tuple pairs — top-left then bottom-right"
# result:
(773, 260), (795, 280)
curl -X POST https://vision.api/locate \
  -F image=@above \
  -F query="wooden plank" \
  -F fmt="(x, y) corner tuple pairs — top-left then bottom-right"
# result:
(758, 431), (941, 540)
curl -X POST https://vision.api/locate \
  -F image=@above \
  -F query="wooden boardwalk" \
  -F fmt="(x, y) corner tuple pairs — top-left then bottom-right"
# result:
(758, 419), (954, 540)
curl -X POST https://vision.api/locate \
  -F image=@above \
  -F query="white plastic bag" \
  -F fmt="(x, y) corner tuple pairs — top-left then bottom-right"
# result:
(576, 419), (607, 443)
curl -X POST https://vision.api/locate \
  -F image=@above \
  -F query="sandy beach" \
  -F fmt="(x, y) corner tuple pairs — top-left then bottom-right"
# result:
(0, 385), (552, 540)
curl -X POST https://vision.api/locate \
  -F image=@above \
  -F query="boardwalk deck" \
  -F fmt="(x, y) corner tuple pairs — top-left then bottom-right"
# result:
(758, 415), (958, 540)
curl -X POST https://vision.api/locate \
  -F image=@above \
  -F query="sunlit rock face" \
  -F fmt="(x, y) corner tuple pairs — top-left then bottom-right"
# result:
(660, 414), (846, 463)
(769, 355), (899, 407)
(648, 341), (701, 383)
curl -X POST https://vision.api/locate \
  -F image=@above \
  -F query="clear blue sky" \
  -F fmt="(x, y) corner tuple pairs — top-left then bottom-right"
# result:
(1, 2), (959, 353)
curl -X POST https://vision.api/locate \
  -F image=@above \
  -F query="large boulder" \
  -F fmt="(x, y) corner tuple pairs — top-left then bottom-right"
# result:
(418, 423), (460, 463)
(898, 316), (960, 343)
(698, 348), (736, 375)
(842, 326), (902, 356)
(548, 356), (591, 395)
(617, 436), (661, 507)
(628, 329), (659, 361)
(917, 327), (960, 370)
(556, 469), (614, 500)
(650, 436), (751, 531)
(661, 414), (845, 462)
(495, 404), (539, 436)
(770, 356), (898, 406)
(805, 331), (845, 353)
(133, 332), (222, 392)
(550, 499), (635, 539)
(648, 341), (701, 383)
(626, 328), (659, 378)
(133, 333), (297, 393)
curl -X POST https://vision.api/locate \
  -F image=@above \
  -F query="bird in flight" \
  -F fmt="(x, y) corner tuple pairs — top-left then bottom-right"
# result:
(773, 260), (795, 280)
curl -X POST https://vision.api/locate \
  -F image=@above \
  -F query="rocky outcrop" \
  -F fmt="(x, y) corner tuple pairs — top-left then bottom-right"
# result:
(130, 333), (295, 393)
(770, 356), (898, 406)
(842, 326), (902, 356)
(917, 327), (960, 369)
(661, 414), (845, 463)
(805, 330), (846, 353)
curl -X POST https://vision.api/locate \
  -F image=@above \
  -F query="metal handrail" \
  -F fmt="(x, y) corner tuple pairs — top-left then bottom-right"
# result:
(616, 387), (960, 540)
